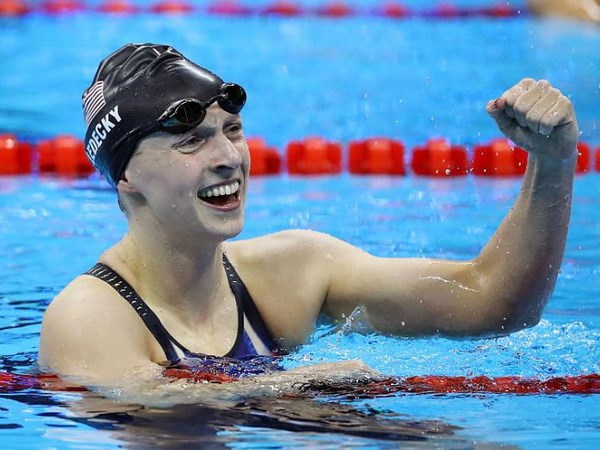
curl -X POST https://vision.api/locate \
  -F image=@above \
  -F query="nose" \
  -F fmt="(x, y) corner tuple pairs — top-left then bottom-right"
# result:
(210, 135), (244, 177)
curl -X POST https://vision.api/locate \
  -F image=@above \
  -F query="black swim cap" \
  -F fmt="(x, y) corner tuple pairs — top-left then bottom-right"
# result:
(82, 43), (246, 187)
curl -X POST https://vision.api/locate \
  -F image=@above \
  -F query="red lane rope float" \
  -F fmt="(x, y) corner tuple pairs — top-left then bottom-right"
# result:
(410, 138), (468, 177)
(150, 0), (194, 14)
(480, 3), (522, 18)
(0, 0), (29, 16)
(0, 372), (87, 392)
(595, 147), (600, 172)
(0, 134), (33, 175)
(287, 136), (342, 175)
(41, 0), (84, 14)
(97, 0), (139, 14)
(261, 0), (302, 17)
(207, 0), (253, 16)
(1, 371), (599, 394)
(247, 136), (282, 175)
(472, 138), (528, 176)
(37, 135), (95, 177)
(378, 2), (412, 18)
(576, 142), (591, 174)
(315, 1), (354, 18)
(349, 137), (405, 175)
(163, 367), (238, 383)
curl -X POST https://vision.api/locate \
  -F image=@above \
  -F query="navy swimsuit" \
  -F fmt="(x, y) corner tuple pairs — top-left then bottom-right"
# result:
(85, 254), (278, 367)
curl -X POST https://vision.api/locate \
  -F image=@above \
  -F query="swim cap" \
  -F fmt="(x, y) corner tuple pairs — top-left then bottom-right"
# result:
(82, 43), (246, 187)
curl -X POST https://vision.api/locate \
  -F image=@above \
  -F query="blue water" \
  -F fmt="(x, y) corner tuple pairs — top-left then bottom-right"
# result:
(1, 1), (600, 448)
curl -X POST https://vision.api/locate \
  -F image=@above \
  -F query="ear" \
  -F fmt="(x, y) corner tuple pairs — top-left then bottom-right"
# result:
(116, 171), (139, 194)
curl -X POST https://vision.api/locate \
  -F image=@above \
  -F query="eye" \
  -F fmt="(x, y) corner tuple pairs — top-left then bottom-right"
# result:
(174, 135), (206, 152)
(225, 122), (244, 138)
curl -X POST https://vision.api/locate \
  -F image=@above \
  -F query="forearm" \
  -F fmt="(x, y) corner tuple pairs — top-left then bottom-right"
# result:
(475, 151), (576, 329)
(93, 361), (380, 407)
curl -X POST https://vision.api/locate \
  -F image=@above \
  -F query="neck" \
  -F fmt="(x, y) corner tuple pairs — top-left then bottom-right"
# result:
(106, 221), (231, 322)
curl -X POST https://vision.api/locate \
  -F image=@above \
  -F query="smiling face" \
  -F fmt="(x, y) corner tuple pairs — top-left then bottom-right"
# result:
(118, 104), (250, 243)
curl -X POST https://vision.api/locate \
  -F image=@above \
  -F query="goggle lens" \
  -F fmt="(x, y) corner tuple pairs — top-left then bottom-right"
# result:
(158, 83), (246, 134)
(160, 101), (206, 132)
(218, 83), (247, 114)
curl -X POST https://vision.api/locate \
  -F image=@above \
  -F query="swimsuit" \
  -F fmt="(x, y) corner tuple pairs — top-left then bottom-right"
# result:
(85, 254), (279, 367)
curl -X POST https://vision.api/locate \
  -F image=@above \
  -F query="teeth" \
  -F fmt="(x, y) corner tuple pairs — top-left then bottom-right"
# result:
(199, 181), (240, 199)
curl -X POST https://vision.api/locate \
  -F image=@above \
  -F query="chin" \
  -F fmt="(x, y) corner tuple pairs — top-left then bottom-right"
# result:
(215, 214), (245, 241)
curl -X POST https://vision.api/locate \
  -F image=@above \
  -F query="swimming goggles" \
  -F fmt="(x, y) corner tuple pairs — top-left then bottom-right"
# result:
(157, 83), (246, 134)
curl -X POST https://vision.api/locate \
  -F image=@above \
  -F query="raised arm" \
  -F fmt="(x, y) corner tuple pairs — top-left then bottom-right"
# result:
(319, 79), (579, 337)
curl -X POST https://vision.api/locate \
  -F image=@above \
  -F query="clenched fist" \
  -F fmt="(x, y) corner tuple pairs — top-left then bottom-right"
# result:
(486, 78), (580, 161)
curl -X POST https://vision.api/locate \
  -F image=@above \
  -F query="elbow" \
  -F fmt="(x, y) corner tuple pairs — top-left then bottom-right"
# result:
(470, 294), (546, 337)
(501, 303), (544, 334)
(467, 261), (551, 337)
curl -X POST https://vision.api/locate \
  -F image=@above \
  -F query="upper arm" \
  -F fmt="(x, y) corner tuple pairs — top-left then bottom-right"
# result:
(38, 276), (160, 385)
(232, 229), (512, 343)
(288, 232), (510, 337)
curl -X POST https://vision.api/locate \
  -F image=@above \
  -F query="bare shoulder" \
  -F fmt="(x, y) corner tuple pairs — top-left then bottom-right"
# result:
(227, 229), (363, 264)
(224, 230), (369, 346)
(39, 274), (153, 380)
(43, 274), (129, 326)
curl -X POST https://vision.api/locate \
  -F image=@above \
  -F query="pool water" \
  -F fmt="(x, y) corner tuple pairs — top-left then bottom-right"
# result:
(1, 1), (600, 448)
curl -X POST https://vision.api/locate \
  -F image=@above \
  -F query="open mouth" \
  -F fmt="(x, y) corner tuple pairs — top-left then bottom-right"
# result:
(197, 180), (241, 208)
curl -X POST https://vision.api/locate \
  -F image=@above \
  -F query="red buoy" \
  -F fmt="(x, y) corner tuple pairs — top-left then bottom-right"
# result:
(471, 138), (527, 176)
(481, 3), (519, 18)
(348, 138), (405, 175)
(247, 137), (282, 175)
(261, 0), (302, 16)
(0, 134), (33, 175)
(379, 2), (411, 18)
(575, 141), (591, 174)
(0, 0), (30, 16)
(428, 2), (464, 18)
(206, 0), (252, 16)
(37, 135), (94, 177)
(315, 1), (353, 17)
(150, 0), (194, 14)
(97, 0), (138, 14)
(410, 138), (468, 177)
(41, 0), (83, 14)
(163, 367), (237, 383)
(287, 136), (342, 175)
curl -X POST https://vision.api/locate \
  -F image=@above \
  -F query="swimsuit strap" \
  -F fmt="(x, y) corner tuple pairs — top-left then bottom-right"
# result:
(84, 256), (252, 362)
(85, 263), (181, 363)
(222, 254), (276, 354)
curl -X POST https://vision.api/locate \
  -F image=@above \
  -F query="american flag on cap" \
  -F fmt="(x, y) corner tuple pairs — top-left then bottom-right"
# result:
(83, 81), (106, 126)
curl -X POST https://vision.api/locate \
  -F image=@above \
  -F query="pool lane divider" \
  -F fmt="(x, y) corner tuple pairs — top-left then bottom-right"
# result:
(0, 0), (528, 19)
(0, 370), (599, 395)
(0, 133), (597, 178)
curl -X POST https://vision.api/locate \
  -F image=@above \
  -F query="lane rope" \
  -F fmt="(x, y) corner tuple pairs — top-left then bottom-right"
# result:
(1, 371), (598, 395)
(0, 1), (529, 19)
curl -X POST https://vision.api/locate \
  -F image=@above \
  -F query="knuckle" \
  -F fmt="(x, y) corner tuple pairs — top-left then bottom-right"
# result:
(512, 96), (527, 113)
(525, 110), (539, 124)
(537, 79), (551, 89)
(547, 87), (560, 98)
